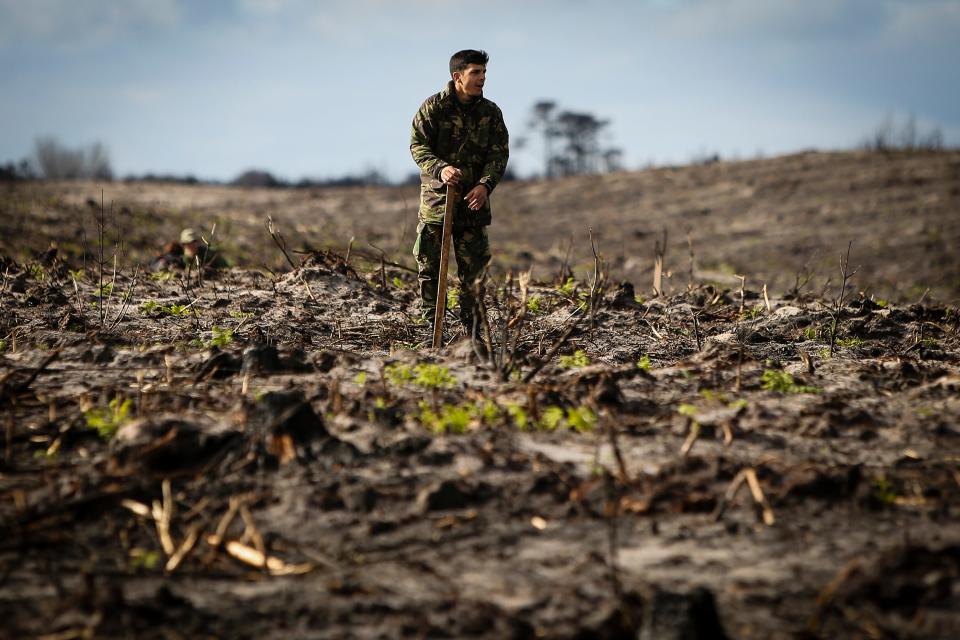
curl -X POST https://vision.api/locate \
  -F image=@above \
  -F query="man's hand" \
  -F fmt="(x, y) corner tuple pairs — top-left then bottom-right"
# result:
(440, 166), (462, 186)
(464, 184), (488, 211)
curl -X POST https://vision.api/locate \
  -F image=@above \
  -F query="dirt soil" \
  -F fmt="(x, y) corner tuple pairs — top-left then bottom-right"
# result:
(1, 150), (960, 639)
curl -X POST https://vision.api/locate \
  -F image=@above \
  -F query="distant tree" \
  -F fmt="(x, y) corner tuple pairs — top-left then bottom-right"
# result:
(862, 113), (944, 152)
(33, 137), (113, 180)
(231, 169), (284, 188)
(0, 159), (35, 182)
(527, 101), (621, 177)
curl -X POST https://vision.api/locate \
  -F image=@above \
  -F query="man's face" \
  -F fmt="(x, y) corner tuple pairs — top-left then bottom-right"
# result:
(454, 63), (486, 97)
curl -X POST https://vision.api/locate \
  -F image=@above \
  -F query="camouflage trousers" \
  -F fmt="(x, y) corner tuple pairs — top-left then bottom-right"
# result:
(413, 222), (491, 323)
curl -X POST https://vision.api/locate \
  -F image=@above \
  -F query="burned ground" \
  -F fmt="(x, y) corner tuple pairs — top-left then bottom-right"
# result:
(1, 150), (960, 639)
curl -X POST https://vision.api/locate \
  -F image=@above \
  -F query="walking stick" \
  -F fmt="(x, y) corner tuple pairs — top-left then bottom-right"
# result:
(432, 184), (457, 349)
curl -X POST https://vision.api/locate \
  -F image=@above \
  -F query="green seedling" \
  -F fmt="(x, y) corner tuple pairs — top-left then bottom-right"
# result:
(760, 369), (819, 394)
(835, 336), (864, 348)
(355, 371), (368, 385)
(565, 406), (597, 433)
(68, 269), (86, 282)
(506, 403), (528, 430)
(28, 264), (46, 281)
(447, 287), (459, 309)
(391, 276), (405, 290)
(559, 349), (590, 369)
(556, 276), (577, 297)
(385, 362), (457, 390)
(129, 548), (161, 570)
(677, 404), (699, 418)
(229, 310), (254, 319)
(85, 397), (132, 439)
(208, 326), (233, 348)
(94, 283), (113, 298)
(540, 406), (565, 430)
(526, 295), (544, 314)
(637, 354), (651, 371)
(634, 295), (646, 304)
(872, 476), (898, 505)
(150, 271), (178, 282)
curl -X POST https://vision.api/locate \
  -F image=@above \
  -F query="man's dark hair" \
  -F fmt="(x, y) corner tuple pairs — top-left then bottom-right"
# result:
(450, 49), (488, 76)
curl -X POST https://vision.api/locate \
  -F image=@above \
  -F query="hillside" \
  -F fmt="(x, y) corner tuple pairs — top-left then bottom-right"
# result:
(2, 149), (959, 303)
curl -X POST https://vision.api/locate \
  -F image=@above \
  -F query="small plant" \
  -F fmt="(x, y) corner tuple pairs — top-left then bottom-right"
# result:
(229, 310), (254, 319)
(559, 349), (590, 369)
(68, 268), (86, 282)
(28, 264), (46, 281)
(872, 476), (898, 505)
(739, 305), (763, 320)
(419, 399), (500, 434)
(802, 327), (818, 340)
(209, 326), (233, 348)
(540, 406), (565, 430)
(391, 276), (405, 290)
(836, 336), (864, 349)
(874, 298), (888, 308)
(150, 271), (178, 282)
(634, 294), (646, 304)
(85, 397), (132, 439)
(565, 406), (597, 433)
(818, 347), (832, 359)
(164, 304), (191, 316)
(140, 300), (161, 315)
(385, 362), (457, 390)
(677, 403), (699, 418)
(94, 282), (113, 298)
(0, 339), (6, 352)
(526, 295), (544, 314)
(354, 371), (368, 385)
(637, 354), (651, 371)
(129, 548), (161, 570)
(420, 401), (473, 434)
(760, 369), (819, 394)
(447, 287), (459, 309)
(413, 363), (456, 389)
(556, 276), (577, 297)
(506, 403), (528, 430)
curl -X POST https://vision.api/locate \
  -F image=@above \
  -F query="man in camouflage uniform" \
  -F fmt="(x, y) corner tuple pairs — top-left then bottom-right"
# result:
(410, 49), (509, 333)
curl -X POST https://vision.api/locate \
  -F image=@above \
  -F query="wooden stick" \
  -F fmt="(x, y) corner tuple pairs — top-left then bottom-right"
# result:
(432, 184), (457, 349)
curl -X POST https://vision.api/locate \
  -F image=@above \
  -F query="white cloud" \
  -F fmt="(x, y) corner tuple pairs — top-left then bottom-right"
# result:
(0, 0), (182, 49)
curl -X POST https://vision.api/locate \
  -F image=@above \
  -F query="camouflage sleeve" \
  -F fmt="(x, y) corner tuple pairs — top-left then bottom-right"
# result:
(478, 106), (509, 193)
(410, 100), (448, 180)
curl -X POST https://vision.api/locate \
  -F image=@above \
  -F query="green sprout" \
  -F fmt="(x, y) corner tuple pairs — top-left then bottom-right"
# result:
(447, 287), (460, 309)
(637, 354), (652, 371)
(392, 276), (405, 290)
(526, 295), (544, 314)
(94, 282), (114, 298)
(835, 336), (864, 349)
(872, 476), (898, 505)
(209, 326), (233, 348)
(355, 371), (368, 385)
(540, 406), (565, 430)
(559, 349), (590, 369)
(129, 548), (161, 570)
(85, 397), (132, 439)
(760, 369), (819, 394)
(556, 276), (577, 297)
(385, 362), (457, 390)
(150, 271), (178, 282)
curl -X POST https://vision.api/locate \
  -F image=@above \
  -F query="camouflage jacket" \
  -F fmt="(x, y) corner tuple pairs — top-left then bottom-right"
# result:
(410, 81), (509, 226)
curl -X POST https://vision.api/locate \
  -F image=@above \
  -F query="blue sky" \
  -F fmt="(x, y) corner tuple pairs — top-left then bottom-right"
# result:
(1, 0), (958, 181)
